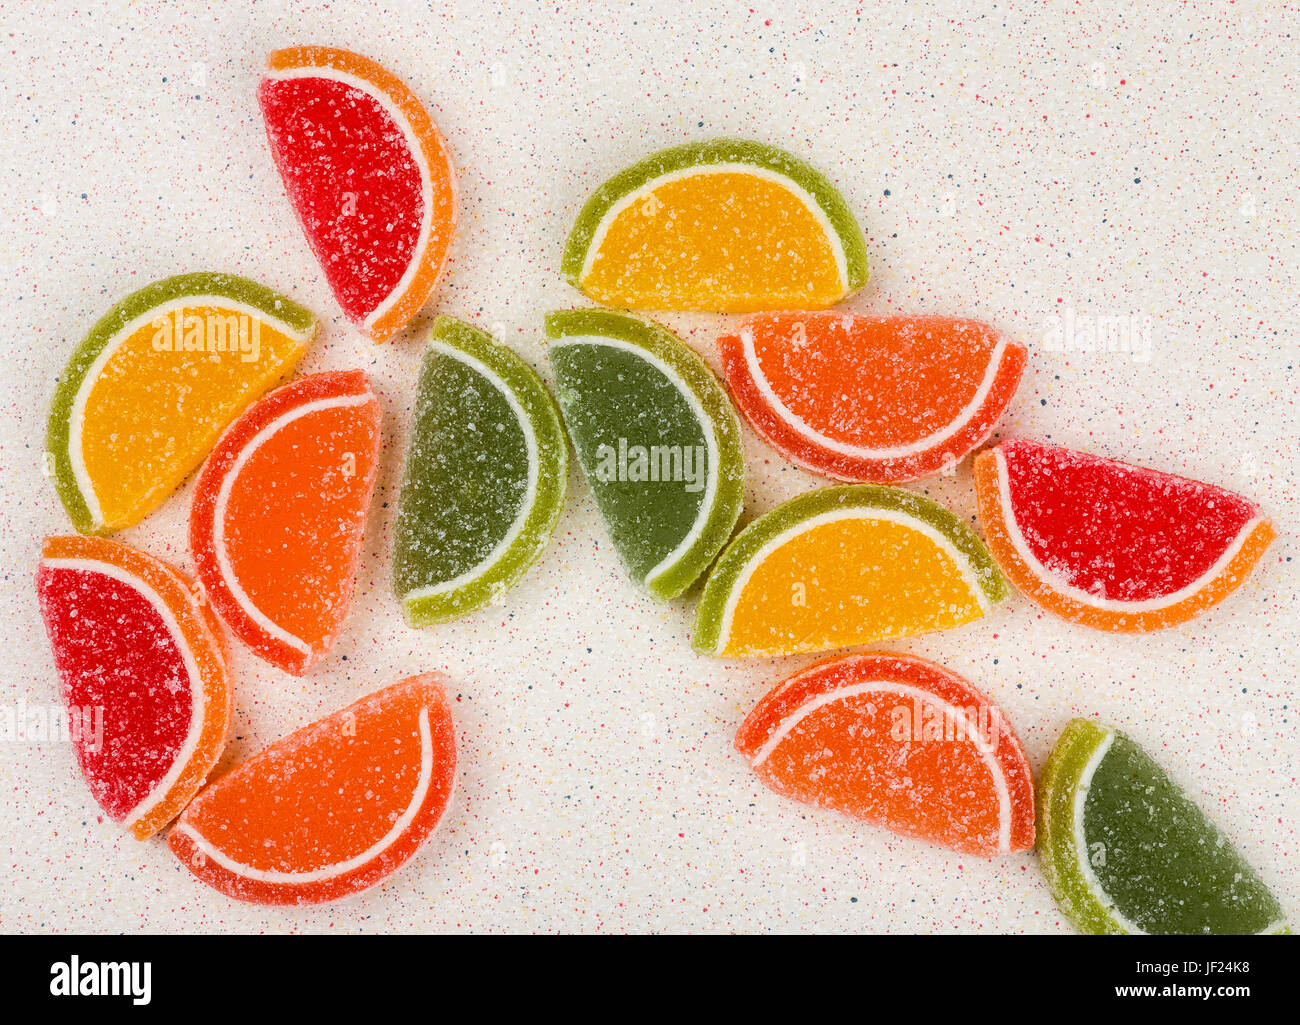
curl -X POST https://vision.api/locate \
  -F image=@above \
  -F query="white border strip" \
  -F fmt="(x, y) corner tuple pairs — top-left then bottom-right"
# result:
(211, 392), (374, 657)
(579, 163), (849, 293)
(401, 341), (539, 601)
(42, 557), (207, 830)
(552, 334), (720, 589)
(173, 707), (435, 884)
(266, 66), (436, 330)
(67, 296), (311, 529)
(994, 449), (1260, 612)
(715, 507), (991, 653)
(750, 679), (1013, 854)
(742, 327), (1007, 459)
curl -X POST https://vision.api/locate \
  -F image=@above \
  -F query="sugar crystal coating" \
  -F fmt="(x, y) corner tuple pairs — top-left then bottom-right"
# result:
(46, 272), (316, 535)
(169, 674), (456, 905)
(190, 370), (381, 675)
(1038, 719), (1287, 935)
(563, 139), (867, 312)
(36, 535), (232, 840)
(547, 309), (744, 600)
(737, 652), (1035, 856)
(975, 439), (1274, 631)
(719, 312), (1026, 483)
(393, 317), (567, 625)
(695, 484), (1006, 657)
(259, 46), (456, 341)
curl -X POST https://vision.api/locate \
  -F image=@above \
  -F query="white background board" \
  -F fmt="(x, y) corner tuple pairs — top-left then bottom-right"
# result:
(0, 0), (1295, 933)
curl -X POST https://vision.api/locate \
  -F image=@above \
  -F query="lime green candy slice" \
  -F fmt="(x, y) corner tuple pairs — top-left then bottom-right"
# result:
(546, 310), (744, 600)
(1039, 719), (1289, 935)
(392, 317), (567, 625)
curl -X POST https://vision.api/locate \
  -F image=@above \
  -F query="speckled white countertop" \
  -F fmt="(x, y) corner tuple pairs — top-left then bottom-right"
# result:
(0, 0), (1295, 933)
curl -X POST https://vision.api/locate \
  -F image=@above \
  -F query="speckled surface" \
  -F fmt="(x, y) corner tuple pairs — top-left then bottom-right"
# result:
(1, 0), (1295, 933)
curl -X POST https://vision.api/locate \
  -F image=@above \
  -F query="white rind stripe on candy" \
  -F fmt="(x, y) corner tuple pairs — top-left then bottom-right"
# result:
(401, 340), (540, 601)
(266, 65), (437, 330)
(40, 557), (208, 831)
(67, 296), (312, 529)
(714, 507), (991, 654)
(551, 334), (721, 591)
(579, 163), (849, 295)
(994, 449), (1261, 613)
(1070, 729), (1146, 934)
(742, 326), (1008, 460)
(750, 678), (1013, 854)
(174, 706), (436, 884)
(211, 391), (374, 658)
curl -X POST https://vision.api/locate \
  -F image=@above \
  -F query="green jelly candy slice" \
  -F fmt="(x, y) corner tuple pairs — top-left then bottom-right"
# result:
(1038, 719), (1289, 935)
(546, 310), (744, 600)
(393, 316), (567, 625)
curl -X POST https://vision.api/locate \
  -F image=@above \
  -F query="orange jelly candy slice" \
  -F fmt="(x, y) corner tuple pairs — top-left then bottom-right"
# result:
(719, 312), (1025, 482)
(736, 652), (1035, 856)
(190, 370), (381, 674)
(169, 674), (455, 904)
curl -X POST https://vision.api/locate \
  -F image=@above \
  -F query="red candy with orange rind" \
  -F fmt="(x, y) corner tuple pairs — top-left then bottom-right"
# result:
(974, 439), (1275, 632)
(259, 46), (457, 341)
(37, 535), (232, 840)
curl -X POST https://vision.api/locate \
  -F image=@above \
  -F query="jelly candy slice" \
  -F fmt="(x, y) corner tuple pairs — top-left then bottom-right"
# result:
(46, 272), (316, 534)
(259, 46), (457, 341)
(190, 370), (381, 675)
(1039, 719), (1288, 934)
(719, 313), (1026, 483)
(695, 484), (1005, 657)
(393, 317), (567, 625)
(737, 653), (1034, 856)
(169, 674), (455, 905)
(547, 309), (744, 600)
(36, 535), (232, 839)
(562, 139), (868, 312)
(974, 439), (1274, 632)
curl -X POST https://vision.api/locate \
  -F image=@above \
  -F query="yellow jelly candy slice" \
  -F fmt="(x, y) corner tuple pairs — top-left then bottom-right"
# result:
(694, 485), (1006, 657)
(47, 273), (316, 534)
(562, 140), (868, 313)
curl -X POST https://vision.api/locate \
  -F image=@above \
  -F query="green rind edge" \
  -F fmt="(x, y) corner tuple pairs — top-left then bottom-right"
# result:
(45, 272), (317, 535)
(1036, 719), (1132, 935)
(1038, 718), (1292, 936)
(560, 138), (869, 294)
(545, 309), (745, 601)
(398, 315), (568, 626)
(692, 483), (1006, 654)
